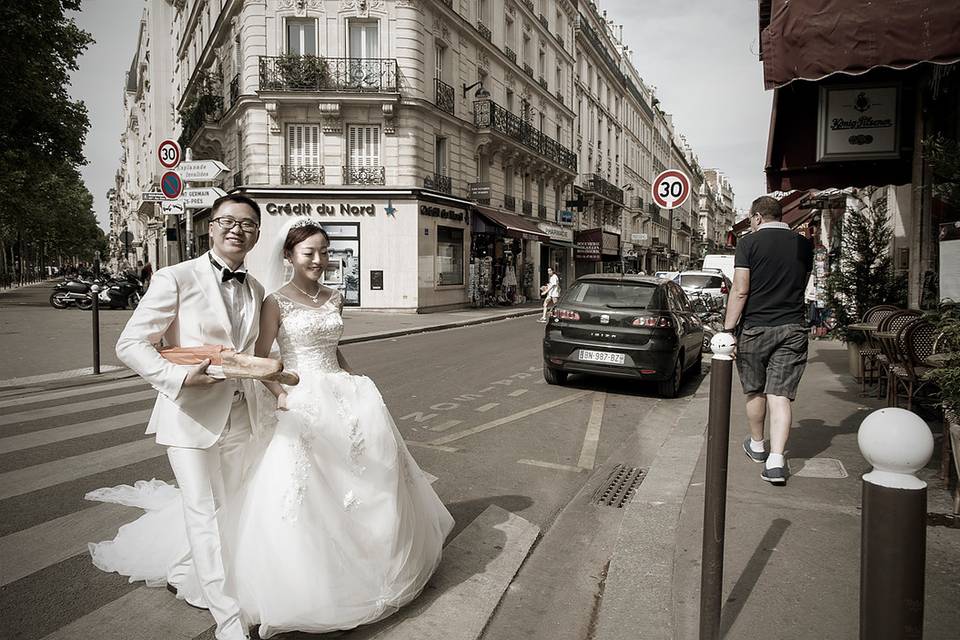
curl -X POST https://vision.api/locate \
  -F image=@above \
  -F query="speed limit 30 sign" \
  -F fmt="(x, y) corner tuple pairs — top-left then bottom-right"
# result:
(651, 169), (691, 210)
(158, 139), (182, 169)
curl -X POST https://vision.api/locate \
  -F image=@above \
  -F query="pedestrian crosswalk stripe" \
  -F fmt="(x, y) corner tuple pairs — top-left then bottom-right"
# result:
(0, 438), (163, 500)
(0, 377), (146, 410)
(39, 585), (215, 640)
(0, 389), (157, 428)
(0, 409), (151, 454)
(517, 459), (585, 473)
(0, 502), (141, 586)
(0, 366), (125, 390)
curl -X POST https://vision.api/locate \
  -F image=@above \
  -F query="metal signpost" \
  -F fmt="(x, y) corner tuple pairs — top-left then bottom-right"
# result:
(176, 159), (228, 181)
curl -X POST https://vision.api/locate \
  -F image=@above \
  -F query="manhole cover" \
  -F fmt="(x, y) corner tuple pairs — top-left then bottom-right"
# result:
(787, 458), (848, 478)
(594, 464), (646, 508)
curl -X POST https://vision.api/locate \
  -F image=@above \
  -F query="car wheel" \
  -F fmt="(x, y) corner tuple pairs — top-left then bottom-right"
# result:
(49, 292), (68, 309)
(658, 352), (683, 398)
(543, 366), (567, 385)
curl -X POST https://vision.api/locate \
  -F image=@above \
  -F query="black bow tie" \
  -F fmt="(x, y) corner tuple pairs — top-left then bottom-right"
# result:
(210, 255), (247, 284)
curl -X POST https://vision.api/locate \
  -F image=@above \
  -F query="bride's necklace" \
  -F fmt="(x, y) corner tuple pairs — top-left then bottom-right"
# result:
(290, 280), (323, 304)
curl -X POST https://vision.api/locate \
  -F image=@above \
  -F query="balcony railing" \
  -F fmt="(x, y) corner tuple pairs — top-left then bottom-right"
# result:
(179, 93), (223, 147)
(343, 165), (385, 185)
(228, 73), (240, 109)
(554, 32), (565, 47)
(423, 173), (452, 194)
(538, 76), (548, 90)
(522, 63), (534, 77)
(581, 173), (624, 205)
(504, 46), (517, 63)
(555, 90), (564, 104)
(522, 0), (534, 12)
(504, 195), (516, 211)
(259, 56), (398, 93)
(474, 99), (577, 172)
(680, 222), (692, 234)
(538, 204), (547, 218)
(522, 200), (533, 215)
(281, 164), (325, 185)
(538, 14), (549, 30)
(477, 21), (492, 41)
(435, 78), (454, 115)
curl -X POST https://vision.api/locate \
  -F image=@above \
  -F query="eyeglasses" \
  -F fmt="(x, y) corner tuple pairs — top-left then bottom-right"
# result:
(211, 217), (259, 233)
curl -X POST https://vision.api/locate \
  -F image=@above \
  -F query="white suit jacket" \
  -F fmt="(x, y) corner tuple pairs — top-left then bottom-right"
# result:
(116, 252), (265, 448)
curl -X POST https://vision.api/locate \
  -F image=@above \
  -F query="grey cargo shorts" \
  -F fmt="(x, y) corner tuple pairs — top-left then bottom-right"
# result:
(736, 323), (809, 400)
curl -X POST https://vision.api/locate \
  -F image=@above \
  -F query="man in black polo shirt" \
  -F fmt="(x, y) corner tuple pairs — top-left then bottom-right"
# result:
(723, 196), (813, 485)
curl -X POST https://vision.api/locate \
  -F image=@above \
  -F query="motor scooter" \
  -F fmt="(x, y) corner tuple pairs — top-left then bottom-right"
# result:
(92, 273), (143, 309)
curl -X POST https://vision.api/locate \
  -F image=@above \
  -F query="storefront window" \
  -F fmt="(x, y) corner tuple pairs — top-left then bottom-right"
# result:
(436, 226), (464, 286)
(319, 223), (360, 306)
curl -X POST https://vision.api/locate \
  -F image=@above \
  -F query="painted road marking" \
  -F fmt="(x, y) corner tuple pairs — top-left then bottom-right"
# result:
(577, 392), (606, 470)
(0, 377), (146, 410)
(475, 403), (500, 413)
(0, 389), (157, 428)
(424, 419), (462, 432)
(0, 410), (152, 454)
(517, 459), (585, 473)
(0, 438), (163, 500)
(0, 502), (141, 586)
(0, 366), (125, 389)
(508, 389), (528, 397)
(404, 440), (461, 453)
(429, 390), (592, 446)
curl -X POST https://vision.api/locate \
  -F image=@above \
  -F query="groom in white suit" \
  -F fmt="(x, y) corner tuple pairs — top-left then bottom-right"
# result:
(116, 194), (265, 640)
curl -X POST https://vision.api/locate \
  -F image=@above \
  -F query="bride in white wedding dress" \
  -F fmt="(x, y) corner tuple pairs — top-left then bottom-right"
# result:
(88, 219), (454, 638)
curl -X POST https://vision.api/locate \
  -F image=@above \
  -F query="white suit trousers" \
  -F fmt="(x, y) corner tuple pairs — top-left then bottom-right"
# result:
(166, 393), (251, 640)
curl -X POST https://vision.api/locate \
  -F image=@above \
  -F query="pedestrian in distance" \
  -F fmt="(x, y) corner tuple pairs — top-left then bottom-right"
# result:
(539, 267), (560, 322)
(723, 196), (814, 485)
(140, 259), (153, 289)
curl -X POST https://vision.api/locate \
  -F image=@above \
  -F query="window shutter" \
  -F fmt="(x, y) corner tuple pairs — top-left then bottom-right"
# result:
(347, 125), (380, 167)
(287, 124), (320, 168)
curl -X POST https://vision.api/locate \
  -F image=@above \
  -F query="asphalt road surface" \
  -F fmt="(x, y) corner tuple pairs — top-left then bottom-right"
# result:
(0, 313), (704, 640)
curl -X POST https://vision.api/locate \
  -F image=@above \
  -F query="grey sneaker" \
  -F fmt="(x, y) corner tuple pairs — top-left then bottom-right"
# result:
(761, 465), (787, 485)
(742, 437), (768, 463)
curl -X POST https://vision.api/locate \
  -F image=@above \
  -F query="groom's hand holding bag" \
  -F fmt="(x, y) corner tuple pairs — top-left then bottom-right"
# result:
(159, 345), (300, 386)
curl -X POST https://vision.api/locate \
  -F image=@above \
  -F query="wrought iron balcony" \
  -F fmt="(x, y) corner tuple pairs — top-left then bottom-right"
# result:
(343, 165), (385, 185)
(178, 93), (223, 147)
(435, 78), (454, 115)
(504, 46), (517, 63)
(538, 76), (548, 91)
(504, 195), (516, 211)
(538, 204), (547, 218)
(539, 14), (549, 30)
(474, 99), (577, 172)
(555, 90), (564, 104)
(228, 73), (240, 109)
(281, 164), (325, 185)
(439, 0), (452, 7)
(522, 63), (534, 77)
(522, 200), (533, 215)
(580, 173), (624, 205)
(259, 56), (398, 93)
(423, 173), (452, 194)
(522, 0), (534, 12)
(477, 22), (492, 42)
(554, 32), (565, 47)
(679, 222), (692, 234)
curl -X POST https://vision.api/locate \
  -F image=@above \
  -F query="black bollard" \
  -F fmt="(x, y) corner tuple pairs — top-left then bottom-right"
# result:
(91, 284), (101, 375)
(858, 408), (933, 640)
(699, 334), (735, 640)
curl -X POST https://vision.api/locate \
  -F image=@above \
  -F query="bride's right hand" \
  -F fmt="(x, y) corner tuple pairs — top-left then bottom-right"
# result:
(277, 392), (289, 411)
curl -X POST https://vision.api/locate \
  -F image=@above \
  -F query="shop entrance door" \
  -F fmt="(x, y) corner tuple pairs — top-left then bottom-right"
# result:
(319, 223), (361, 306)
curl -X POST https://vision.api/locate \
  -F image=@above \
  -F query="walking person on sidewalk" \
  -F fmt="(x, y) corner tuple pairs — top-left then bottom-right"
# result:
(723, 196), (813, 485)
(538, 267), (560, 322)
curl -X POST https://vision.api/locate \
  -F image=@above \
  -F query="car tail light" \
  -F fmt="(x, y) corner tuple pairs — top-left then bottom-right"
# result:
(553, 308), (580, 321)
(631, 315), (673, 328)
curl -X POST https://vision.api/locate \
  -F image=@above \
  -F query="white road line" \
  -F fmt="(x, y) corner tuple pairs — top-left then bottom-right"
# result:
(0, 438), (163, 500)
(0, 410), (152, 454)
(0, 502), (141, 586)
(517, 459), (585, 473)
(576, 392), (606, 470)
(0, 377), (146, 409)
(475, 403), (500, 413)
(404, 440), (461, 453)
(508, 388), (529, 397)
(0, 366), (124, 389)
(429, 390), (592, 446)
(40, 585), (214, 640)
(424, 419), (462, 432)
(0, 389), (157, 428)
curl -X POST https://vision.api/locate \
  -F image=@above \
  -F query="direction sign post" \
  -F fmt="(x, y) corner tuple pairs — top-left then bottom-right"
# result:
(183, 187), (228, 209)
(184, 148), (194, 259)
(141, 192), (166, 202)
(176, 160), (229, 181)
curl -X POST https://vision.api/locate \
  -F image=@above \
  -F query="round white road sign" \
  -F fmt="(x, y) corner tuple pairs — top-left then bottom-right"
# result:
(651, 169), (691, 210)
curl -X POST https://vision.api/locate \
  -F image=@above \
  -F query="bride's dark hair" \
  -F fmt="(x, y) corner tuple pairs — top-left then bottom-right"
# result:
(283, 222), (330, 258)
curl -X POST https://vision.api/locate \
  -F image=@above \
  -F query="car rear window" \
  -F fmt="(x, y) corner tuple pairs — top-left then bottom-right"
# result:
(566, 281), (657, 308)
(680, 274), (724, 289)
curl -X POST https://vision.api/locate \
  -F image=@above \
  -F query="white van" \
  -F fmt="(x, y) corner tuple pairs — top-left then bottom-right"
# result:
(701, 254), (735, 282)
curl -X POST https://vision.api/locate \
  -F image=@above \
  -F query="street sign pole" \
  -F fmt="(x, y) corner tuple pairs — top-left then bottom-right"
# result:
(185, 148), (194, 259)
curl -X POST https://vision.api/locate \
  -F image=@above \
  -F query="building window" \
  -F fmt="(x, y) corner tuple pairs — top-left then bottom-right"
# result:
(477, 0), (488, 23)
(435, 136), (448, 176)
(349, 20), (379, 58)
(287, 124), (321, 167)
(436, 226), (464, 286)
(506, 88), (514, 113)
(505, 166), (514, 197)
(347, 124), (381, 167)
(435, 43), (444, 80)
(287, 19), (317, 56)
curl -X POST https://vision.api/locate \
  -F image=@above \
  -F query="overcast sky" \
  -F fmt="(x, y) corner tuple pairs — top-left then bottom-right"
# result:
(70, 0), (771, 230)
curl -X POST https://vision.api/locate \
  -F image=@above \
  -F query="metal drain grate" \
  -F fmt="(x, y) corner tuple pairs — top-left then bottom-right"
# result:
(594, 464), (646, 508)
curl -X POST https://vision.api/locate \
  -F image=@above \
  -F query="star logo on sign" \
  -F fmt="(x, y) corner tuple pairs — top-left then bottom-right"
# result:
(384, 200), (396, 217)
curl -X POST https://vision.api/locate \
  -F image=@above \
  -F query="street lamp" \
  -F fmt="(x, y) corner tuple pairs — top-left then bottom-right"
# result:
(462, 81), (490, 99)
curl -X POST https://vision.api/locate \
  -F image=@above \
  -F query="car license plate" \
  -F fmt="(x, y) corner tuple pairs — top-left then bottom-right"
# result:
(579, 349), (625, 365)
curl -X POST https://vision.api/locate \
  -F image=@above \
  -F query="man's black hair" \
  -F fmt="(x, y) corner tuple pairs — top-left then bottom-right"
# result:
(210, 193), (261, 221)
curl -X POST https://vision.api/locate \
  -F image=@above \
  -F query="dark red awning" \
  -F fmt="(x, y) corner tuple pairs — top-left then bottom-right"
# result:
(759, 0), (960, 90)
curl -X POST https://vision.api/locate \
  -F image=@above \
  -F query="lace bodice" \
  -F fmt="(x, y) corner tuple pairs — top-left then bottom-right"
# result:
(273, 291), (343, 375)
